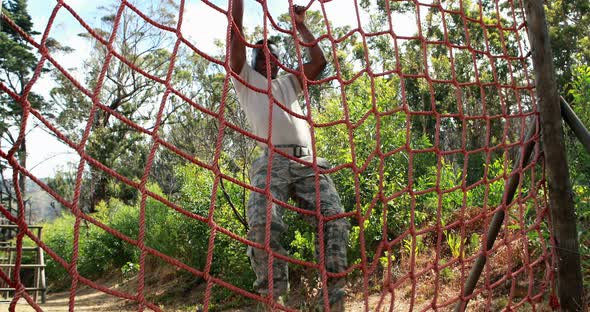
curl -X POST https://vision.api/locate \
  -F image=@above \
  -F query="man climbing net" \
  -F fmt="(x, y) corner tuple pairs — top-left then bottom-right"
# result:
(229, 1), (350, 310)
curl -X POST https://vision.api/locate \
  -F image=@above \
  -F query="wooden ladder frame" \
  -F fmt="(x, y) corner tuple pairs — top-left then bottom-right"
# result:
(0, 224), (47, 304)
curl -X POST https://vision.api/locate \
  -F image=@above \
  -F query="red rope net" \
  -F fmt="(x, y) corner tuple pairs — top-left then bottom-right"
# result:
(0, 0), (556, 311)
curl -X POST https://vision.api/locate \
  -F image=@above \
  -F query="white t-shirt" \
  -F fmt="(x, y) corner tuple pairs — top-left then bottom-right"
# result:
(231, 64), (313, 150)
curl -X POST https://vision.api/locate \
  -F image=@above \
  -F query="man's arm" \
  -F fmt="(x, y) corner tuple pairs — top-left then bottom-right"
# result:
(230, 0), (246, 74)
(293, 5), (327, 87)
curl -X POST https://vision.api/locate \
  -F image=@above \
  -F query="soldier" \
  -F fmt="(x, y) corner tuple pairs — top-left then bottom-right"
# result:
(229, 1), (349, 311)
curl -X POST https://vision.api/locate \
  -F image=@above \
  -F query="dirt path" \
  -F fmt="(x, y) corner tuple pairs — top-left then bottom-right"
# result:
(1, 287), (415, 312)
(1, 287), (135, 311)
(0, 276), (142, 312)
(0, 276), (546, 312)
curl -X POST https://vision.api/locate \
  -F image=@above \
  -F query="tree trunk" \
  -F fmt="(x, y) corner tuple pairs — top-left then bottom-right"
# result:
(524, 0), (584, 310)
(18, 137), (27, 223)
(89, 168), (106, 213)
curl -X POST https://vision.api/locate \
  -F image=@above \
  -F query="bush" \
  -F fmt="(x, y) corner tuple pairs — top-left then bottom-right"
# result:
(42, 213), (76, 289)
(42, 167), (255, 305)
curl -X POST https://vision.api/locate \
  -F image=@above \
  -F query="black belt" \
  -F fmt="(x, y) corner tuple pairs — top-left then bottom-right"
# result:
(265, 144), (310, 158)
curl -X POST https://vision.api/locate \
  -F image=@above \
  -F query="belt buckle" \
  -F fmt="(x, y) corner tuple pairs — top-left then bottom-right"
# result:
(294, 146), (302, 158)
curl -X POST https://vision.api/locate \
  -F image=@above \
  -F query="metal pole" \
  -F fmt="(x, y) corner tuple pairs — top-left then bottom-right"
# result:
(454, 124), (537, 312)
(524, 0), (584, 310)
(561, 97), (590, 155)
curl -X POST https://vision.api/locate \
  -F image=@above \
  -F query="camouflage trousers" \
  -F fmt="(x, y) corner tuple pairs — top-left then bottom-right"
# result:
(246, 153), (350, 300)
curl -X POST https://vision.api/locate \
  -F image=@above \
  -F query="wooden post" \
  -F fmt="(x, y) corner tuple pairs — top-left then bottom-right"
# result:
(38, 227), (46, 304)
(33, 227), (40, 303)
(524, 0), (584, 310)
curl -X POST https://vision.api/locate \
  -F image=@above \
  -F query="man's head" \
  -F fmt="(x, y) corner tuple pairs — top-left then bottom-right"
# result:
(251, 39), (280, 79)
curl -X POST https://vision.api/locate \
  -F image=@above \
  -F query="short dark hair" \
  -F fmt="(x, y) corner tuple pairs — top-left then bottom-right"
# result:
(255, 38), (278, 46)
(251, 39), (280, 67)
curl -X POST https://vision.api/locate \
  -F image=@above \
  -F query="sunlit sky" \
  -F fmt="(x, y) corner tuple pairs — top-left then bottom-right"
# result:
(19, 0), (415, 178)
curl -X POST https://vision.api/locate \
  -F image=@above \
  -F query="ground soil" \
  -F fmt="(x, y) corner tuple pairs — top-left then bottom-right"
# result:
(0, 247), (554, 311)
(2, 284), (412, 312)
(0, 273), (551, 312)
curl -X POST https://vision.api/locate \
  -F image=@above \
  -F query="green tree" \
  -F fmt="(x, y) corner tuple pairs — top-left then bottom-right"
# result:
(0, 0), (45, 217)
(45, 164), (79, 214)
(565, 64), (590, 295)
(545, 0), (590, 99)
(49, 2), (180, 212)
